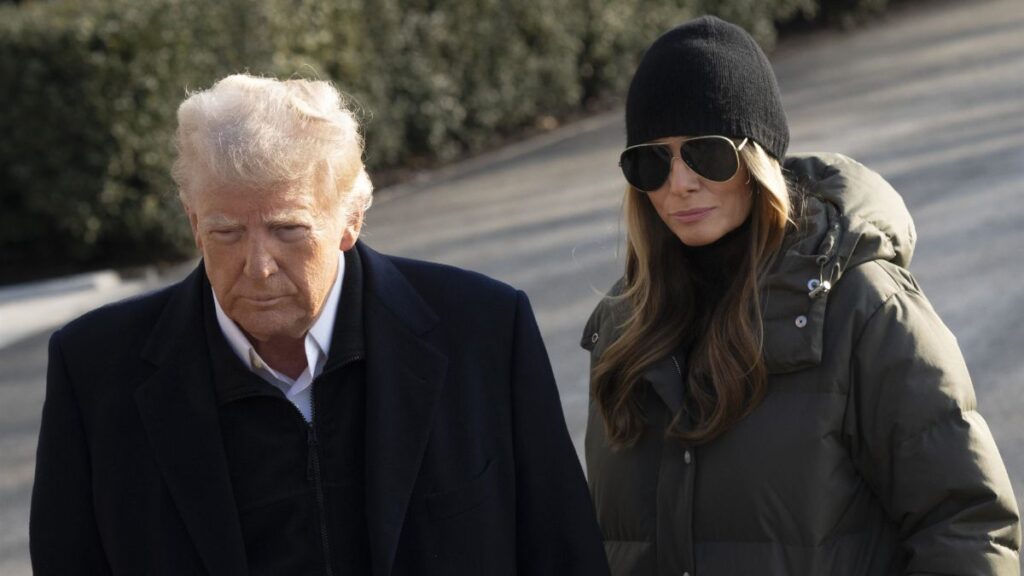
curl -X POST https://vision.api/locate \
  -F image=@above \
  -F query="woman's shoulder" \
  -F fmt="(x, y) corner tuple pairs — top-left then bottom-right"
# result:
(834, 257), (919, 302)
(823, 258), (926, 342)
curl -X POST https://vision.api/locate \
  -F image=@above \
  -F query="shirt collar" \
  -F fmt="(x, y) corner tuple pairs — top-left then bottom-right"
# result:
(211, 251), (345, 383)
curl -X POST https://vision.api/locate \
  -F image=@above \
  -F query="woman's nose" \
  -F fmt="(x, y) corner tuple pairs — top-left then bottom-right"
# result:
(665, 156), (701, 194)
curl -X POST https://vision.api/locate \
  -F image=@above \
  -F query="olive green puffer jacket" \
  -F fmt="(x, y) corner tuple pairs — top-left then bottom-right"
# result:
(581, 153), (1020, 575)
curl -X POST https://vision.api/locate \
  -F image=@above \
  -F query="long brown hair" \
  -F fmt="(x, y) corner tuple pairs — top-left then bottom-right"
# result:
(592, 142), (791, 447)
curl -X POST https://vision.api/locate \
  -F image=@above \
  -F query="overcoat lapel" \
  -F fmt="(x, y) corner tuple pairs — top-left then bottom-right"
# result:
(134, 265), (248, 575)
(358, 244), (449, 576)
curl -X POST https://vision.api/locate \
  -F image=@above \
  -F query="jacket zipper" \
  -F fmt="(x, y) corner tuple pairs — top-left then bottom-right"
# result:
(307, 420), (334, 576)
(302, 353), (362, 576)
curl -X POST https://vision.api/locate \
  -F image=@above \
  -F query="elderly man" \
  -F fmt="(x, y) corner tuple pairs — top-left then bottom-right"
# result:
(30, 75), (609, 575)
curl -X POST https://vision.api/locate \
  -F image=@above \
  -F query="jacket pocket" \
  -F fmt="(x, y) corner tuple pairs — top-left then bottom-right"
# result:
(422, 458), (499, 520)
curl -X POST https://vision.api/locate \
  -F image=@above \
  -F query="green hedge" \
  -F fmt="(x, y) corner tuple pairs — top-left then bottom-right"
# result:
(0, 0), (276, 276)
(0, 0), (892, 280)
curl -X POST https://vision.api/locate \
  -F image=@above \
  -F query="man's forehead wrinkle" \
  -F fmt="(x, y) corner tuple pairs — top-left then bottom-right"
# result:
(200, 207), (316, 227)
(201, 213), (242, 228)
(264, 209), (317, 225)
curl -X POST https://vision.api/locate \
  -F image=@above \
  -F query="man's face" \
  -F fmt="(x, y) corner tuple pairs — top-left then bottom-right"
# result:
(187, 179), (358, 343)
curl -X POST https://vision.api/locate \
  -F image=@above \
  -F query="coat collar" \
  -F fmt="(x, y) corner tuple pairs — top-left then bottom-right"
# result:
(134, 241), (448, 576)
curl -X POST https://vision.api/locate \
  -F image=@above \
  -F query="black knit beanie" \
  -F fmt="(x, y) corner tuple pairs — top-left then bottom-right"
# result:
(626, 16), (790, 161)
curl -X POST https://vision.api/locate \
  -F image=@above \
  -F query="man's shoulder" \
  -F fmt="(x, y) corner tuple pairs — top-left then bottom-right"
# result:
(55, 278), (184, 350)
(385, 253), (516, 298)
(364, 248), (523, 328)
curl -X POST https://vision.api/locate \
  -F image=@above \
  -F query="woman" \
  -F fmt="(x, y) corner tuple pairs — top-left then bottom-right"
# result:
(581, 16), (1020, 575)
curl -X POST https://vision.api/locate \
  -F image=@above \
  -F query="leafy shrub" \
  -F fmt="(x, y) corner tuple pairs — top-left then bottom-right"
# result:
(0, 0), (281, 277)
(0, 0), (897, 280)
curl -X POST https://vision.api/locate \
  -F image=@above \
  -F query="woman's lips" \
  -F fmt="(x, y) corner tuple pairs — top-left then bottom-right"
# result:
(671, 207), (714, 223)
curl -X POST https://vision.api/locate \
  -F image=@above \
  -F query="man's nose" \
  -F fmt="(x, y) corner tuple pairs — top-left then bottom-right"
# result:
(243, 236), (279, 279)
(666, 156), (701, 195)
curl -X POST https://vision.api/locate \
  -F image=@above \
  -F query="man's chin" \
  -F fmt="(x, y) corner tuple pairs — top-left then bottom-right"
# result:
(235, 314), (309, 344)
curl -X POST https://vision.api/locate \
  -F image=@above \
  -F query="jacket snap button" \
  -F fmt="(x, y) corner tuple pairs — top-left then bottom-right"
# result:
(795, 315), (808, 328)
(591, 332), (599, 344)
(807, 278), (820, 291)
(684, 450), (692, 464)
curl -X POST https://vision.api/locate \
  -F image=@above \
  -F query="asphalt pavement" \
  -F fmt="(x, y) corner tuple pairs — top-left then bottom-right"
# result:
(1, 0), (1022, 572)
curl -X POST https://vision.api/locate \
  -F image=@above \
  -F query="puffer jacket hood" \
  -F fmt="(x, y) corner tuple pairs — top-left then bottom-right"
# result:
(762, 153), (917, 373)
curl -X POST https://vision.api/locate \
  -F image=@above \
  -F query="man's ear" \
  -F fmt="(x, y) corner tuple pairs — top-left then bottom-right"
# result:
(339, 209), (364, 252)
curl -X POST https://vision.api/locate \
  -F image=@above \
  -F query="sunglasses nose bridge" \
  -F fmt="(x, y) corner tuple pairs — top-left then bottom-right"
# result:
(666, 152), (702, 192)
(665, 143), (700, 179)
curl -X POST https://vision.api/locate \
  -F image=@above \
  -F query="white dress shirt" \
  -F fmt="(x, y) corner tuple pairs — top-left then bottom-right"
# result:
(211, 251), (345, 422)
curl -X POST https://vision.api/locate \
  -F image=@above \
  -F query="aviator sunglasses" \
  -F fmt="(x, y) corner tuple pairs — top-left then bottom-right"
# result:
(619, 135), (749, 192)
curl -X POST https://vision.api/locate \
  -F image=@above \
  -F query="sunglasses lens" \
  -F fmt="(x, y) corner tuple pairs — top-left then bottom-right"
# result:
(680, 138), (738, 182)
(620, 146), (672, 191)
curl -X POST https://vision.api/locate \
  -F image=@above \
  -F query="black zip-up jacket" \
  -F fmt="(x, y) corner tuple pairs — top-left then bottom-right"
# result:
(204, 247), (370, 575)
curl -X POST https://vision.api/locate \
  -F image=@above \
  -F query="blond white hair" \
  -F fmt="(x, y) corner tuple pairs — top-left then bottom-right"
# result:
(172, 74), (373, 220)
